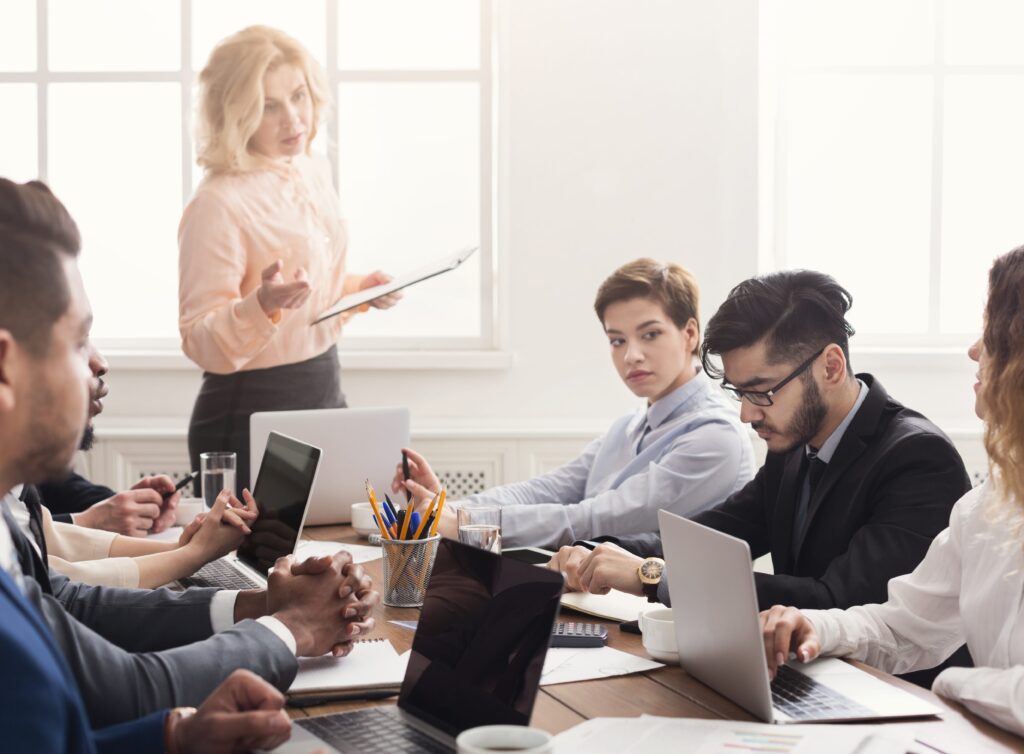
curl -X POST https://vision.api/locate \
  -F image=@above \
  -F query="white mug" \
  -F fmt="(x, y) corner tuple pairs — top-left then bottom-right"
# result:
(639, 606), (679, 664)
(350, 502), (379, 537)
(456, 725), (553, 754)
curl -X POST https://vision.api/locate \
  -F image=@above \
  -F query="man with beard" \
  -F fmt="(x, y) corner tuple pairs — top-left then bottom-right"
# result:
(34, 345), (181, 536)
(548, 271), (972, 650)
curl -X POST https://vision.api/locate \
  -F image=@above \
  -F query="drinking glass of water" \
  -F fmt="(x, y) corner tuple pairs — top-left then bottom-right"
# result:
(200, 451), (236, 508)
(457, 504), (502, 554)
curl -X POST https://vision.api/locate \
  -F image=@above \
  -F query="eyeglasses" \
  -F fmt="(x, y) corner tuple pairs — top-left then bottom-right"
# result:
(720, 347), (826, 407)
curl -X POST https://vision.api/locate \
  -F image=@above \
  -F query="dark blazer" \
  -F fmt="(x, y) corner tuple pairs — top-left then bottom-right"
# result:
(1, 504), (299, 728)
(621, 374), (972, 611)
(38, 472), (115, 524)
(0, 567), (166, 754)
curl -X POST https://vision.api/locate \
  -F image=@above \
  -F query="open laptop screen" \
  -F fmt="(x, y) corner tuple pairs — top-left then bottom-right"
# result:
(398, 539), (564, 738)
(237, 432), (320, 574)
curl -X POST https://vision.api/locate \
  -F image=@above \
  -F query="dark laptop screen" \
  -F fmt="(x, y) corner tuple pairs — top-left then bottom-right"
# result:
(236, 432), (320, 574)
(398, 539), (564, 737)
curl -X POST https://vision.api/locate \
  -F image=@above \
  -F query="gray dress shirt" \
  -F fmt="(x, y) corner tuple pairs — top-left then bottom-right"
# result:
(463, 369), (756, 548)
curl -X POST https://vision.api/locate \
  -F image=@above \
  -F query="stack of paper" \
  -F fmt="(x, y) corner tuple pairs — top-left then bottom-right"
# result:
(288, 639), (407, 701)
(554, 716), (915, 754)
(541, 646), (663, 686)
(560, 589), (649, 622)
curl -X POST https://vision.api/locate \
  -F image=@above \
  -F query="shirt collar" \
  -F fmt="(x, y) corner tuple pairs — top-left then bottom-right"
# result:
(807, 379), (869, 463)
(630, 365), (711, 435)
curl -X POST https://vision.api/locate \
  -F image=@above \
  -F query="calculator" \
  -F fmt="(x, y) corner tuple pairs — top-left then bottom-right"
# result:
(550, 621), (608, 647)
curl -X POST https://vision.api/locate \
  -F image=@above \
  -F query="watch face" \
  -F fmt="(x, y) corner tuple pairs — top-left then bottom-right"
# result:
(640, 559), (664, 581)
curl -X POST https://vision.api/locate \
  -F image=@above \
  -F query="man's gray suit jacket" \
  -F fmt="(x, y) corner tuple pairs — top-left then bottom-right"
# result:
(9, 514), (298, 727)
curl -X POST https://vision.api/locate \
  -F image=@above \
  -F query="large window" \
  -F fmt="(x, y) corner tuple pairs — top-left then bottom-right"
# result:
(760, 0), (1024, 343)
(0, 0), (492, 354)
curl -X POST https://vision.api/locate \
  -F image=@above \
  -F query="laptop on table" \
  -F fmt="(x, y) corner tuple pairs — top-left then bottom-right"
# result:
(657, 509), (940, 724)
(269, 538), (565, 753)
(181, 431), (321, 590)
(250, 407), (409, 525)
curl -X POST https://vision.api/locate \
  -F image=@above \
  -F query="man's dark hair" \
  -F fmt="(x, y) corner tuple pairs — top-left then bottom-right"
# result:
(0, 179), (80, 356)
(700, 270), (855, 379)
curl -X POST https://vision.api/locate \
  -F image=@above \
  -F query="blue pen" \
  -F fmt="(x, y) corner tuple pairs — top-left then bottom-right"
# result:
(409, 512), (421, 538)
(382, 495), (398, 523)
(381, 502), (397, 528)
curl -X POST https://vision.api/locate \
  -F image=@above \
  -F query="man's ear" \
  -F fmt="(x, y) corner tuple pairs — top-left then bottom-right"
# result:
(0, 331), (18, 414)
(821, 343), (848, 387)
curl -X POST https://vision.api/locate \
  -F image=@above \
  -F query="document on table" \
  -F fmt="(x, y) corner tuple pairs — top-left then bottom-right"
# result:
(289, 639), (408, 698)
(540, 646), (663, 686)
(294, 539), (382, 563)
(560, 589), (649, 622)
(147, 526), (183, 543)
(553, 717), (915, 754)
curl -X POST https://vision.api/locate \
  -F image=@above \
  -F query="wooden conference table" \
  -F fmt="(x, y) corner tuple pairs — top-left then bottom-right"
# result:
(294, 525), (1023, 753)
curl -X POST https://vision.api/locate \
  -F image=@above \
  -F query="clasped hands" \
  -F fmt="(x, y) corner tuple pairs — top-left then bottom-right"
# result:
(265, 550), (379, 658)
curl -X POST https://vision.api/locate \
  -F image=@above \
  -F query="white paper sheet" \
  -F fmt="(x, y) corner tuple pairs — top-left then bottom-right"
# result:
(540, 646), (663, 686)
(553, 717), (913, 754)
(290, 639), (407, 694)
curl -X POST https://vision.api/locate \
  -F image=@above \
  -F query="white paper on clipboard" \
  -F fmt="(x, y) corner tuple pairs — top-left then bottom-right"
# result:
(312, 245), (478, 325)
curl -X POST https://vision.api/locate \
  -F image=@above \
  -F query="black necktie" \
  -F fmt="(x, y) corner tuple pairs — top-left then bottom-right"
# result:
(20, 485), (49, 564)
(807, 455), (827, 499)
(0, 503), (51, 595)
(792, 451), (826, 556)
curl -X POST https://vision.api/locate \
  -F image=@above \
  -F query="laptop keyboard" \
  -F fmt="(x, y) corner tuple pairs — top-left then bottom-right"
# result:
(179, 558), (261, 590)
(771, 664), (875, 720)
(297, 707), (450, 753)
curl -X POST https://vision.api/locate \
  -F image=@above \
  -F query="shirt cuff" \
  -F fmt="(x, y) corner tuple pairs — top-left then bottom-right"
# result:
(256, 615), (298, 656)
(209, 590), (239, 633)
(932, 666), (972, 700)
(69, 512), (81, 526)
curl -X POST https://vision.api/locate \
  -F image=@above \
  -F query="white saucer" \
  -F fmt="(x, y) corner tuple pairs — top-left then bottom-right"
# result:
(645, 647), (680, 664)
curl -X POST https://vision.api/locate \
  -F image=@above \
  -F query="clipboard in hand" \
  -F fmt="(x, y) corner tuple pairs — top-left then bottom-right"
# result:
(312, 244), (478, 325)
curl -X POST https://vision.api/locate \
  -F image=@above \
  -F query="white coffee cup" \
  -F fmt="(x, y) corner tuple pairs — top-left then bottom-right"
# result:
(350, 502), (379, 538)
(456, 725), (553, 754)
(639, 606), (679, 664)
(174, 497), (205, 527)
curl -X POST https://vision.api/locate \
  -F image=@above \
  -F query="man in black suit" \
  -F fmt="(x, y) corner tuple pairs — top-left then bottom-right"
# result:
(548, 271), (971, 640)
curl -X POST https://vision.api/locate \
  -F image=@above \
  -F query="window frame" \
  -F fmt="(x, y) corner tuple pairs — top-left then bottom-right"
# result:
(2, 0), (501, 368)
(758, 0), (1010, 348)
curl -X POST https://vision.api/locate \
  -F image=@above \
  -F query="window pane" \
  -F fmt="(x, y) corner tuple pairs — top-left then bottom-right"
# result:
(0, 85), (37, 182)
(946, 0), (1024, 65)
(0, 0), (36, 71)
(192, 0), (326, 71)
(940, 75), (1024, 333)
(765, 0), (934, 67)
(49, 0), (180, 71)
(782, 75), (933, 334)
(48, 84), (182, 339)
(338, 82), (480, 339)
(338, 0), (479, 70)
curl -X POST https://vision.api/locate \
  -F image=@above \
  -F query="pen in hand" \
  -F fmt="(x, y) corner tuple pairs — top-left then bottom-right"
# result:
(163, 470), (198, 501)
(402, 451), (412, 504)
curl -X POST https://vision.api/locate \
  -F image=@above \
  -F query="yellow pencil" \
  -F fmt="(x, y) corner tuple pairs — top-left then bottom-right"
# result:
(365, 479), (389, 539)
(399, 500), (413, 540)
(412, 490), (440, 539)
(429, 488), (447, 536)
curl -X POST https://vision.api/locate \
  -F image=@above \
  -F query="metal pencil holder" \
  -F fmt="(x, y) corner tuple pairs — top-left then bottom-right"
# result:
(381, 535), (440, 607)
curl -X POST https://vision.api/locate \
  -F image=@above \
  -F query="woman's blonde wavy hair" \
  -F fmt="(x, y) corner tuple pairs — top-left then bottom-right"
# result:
(981, 246), (1024, 526)
(195, 25), (328, 174)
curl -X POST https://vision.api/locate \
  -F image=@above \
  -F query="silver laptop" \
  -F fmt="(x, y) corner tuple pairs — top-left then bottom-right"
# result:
(181, 432), (321, 591)
(268, 539), (565, 753)
(657, 509), (940, 723)
(250, 407), (409, 525)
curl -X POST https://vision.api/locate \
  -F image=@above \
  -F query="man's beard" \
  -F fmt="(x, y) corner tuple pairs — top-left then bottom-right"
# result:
(80, 424), (95, 452)
(754, 376), (828, 454)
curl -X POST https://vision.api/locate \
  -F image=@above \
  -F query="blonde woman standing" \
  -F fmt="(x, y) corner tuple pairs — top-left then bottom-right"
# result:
(760, 247), (1024, 737)
(179, 26), (400, 492)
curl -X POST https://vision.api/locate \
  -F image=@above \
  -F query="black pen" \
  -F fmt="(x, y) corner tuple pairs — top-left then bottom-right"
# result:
(163, 470), (198, 500)
(402, 451), (411, 504)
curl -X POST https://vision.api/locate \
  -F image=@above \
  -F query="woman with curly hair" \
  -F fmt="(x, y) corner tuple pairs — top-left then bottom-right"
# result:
(758, 246), (1024, 736)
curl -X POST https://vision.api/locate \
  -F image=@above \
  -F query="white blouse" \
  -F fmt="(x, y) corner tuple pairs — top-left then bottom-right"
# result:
(804, 480), (1024, 737)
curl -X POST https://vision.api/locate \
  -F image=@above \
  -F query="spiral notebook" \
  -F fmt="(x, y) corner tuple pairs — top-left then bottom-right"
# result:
(288, 639), (408, 703)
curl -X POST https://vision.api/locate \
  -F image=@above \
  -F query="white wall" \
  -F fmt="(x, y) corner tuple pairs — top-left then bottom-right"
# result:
(93, 0), (984, 488)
